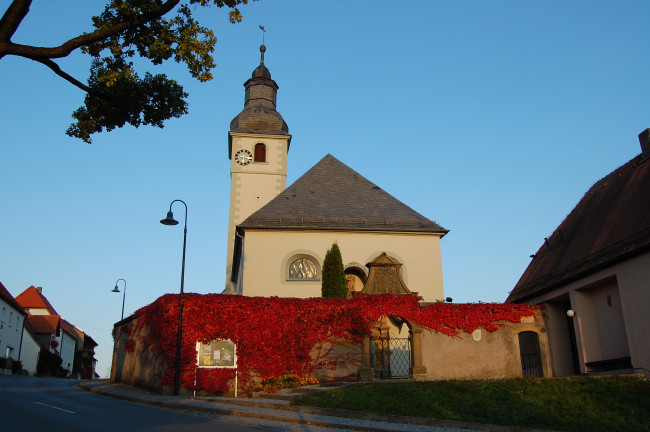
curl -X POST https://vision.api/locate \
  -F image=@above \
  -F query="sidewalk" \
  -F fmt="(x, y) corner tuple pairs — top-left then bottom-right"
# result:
(78, 380), (555, 432)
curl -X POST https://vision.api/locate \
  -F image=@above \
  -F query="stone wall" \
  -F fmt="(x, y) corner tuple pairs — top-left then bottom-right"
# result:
(111, 309), (549, 395)
(111, 315), (168, 394)
(420, 314), (551, 380)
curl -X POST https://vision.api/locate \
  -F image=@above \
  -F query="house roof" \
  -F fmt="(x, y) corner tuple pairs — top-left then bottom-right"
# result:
(63, 319), (97, 347)
(507, 150), (650, 303)
(27, 315), (60, 335)
(60, 319), (80, 341)
(16, 286), (59, 315)
(239, 154), (448, 234)
(0, 281), (26, 316)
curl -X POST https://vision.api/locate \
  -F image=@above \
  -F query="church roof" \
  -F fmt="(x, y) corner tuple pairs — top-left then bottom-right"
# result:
(507, 134), (650, 303)
(239, 154), (448, 234)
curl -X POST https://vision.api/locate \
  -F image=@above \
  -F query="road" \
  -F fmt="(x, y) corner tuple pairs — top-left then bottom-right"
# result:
(0, 375), (354, 432)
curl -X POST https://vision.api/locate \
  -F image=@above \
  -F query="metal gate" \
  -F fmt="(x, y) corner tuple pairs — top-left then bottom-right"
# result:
(370, 337), (411, 379)
(519, 331), (543, 377)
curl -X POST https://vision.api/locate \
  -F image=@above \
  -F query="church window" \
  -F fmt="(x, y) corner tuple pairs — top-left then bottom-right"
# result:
(288, 257), (318, 280)
(254, 143), (266, 162)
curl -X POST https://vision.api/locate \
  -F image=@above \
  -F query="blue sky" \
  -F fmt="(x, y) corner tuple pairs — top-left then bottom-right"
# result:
(1, 1), (648, 377)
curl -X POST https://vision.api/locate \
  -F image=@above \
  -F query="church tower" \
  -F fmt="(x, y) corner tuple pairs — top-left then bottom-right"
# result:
(225, 45), (291, 293)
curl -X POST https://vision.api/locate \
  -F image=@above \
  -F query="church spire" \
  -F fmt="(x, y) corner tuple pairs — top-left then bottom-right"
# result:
(229, 44), (288, 135)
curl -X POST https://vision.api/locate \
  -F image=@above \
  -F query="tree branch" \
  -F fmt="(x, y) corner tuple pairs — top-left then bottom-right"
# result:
(27, 56), (96, 95)
(0, 0), (180, 60)
(0, 0), (31, 46)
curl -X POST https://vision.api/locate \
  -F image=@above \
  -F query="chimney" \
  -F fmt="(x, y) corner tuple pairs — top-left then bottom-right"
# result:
(640, 128), (650, 155)
(36, 286), (42, 293)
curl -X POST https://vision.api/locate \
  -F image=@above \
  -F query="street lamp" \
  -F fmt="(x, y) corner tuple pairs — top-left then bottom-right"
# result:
(112, 278), (127, 320)
(160, 199), (187, 396)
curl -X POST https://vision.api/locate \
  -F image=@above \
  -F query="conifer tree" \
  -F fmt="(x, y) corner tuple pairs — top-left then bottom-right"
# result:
(321, 243), (347, 298)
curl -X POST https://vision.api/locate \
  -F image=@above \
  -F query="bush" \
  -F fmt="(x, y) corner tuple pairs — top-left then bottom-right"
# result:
(258, 373), (319, 393)
(37, 348), (65, 377)
(11, 359), (23, 374)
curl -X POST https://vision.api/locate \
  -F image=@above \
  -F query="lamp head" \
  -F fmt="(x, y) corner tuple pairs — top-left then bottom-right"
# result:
(112, 286), (120, 293)
(160, 211), (179, 226)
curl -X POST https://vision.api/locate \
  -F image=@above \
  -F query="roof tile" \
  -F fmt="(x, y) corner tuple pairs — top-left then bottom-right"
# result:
(0, 281), (26, 315)
(16, 286), (59, 315)
(239, 154), (447, 234)
(508, 153), (650, 302)
(27, 315), (60, 335)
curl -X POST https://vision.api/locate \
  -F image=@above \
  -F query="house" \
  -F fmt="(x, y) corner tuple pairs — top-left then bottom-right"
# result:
(16, 286), (97, 377)
(67, 320), (98, 379)
(0, 281), (27, 371)
(224, 45), (447, 302)
(19, 318), (42, 375)
(507, 129), (650, 377)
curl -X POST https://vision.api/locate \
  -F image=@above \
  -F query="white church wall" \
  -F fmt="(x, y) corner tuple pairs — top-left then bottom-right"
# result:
(225, 132), (290, 292)
(240, 229), (444, 301)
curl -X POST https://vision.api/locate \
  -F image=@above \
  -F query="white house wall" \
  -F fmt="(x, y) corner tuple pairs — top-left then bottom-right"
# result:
(19, 329), (40, 375)
(239, 229), (444, 302)
(59, 331), (76, 373)
(1, 301), (23, 361)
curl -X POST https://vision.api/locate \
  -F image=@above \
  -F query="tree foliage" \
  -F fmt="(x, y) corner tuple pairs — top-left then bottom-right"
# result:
(0, 0), (256, 143)
(321, 243), (347, 298)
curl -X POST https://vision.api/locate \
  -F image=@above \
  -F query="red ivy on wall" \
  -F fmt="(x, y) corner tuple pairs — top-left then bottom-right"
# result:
(126, 294), (536, 393)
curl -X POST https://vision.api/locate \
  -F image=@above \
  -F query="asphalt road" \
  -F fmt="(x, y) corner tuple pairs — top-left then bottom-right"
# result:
(0, 375), (354, 432)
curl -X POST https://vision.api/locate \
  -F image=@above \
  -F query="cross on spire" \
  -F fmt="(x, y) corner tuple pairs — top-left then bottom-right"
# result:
(258, 25), (267, 64)
(259, 25), (266, 44)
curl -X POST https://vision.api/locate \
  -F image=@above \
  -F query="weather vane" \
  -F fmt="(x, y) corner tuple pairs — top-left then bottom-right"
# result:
(259, 25), (266, 44)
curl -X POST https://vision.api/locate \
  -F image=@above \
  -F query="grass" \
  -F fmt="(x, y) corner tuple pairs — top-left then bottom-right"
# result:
(292, 375), (650, 432)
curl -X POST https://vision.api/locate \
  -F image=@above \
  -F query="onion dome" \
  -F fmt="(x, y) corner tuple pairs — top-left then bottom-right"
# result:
(230, 44), (289, 135)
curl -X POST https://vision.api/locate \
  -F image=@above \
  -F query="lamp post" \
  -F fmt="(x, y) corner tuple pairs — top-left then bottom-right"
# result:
(112, 279), (127, 320)
(160, 199), (187, 396)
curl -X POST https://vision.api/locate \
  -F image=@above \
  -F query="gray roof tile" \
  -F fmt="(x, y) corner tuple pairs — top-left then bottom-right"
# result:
(239, 154), (447, 233)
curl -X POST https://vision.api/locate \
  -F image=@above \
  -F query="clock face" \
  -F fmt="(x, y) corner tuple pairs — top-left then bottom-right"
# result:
(234, 149), (252, 165)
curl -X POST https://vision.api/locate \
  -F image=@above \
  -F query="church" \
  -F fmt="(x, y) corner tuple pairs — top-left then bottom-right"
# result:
(110, 46), (550, 393)
(223, 45), (448, 301)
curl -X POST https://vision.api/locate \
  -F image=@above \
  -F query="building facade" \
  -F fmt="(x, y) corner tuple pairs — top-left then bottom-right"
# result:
(0, 282), (26, 368)
(508, 129), (650, 377)
(224, 46), (447, 302)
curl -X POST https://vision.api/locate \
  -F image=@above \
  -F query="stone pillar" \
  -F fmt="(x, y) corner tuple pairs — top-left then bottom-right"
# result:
(409, 326), (428, 380)
(358, 336), (374, 381)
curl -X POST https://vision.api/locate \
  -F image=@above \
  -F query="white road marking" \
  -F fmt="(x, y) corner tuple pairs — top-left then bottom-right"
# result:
(35, 401), (76, 414)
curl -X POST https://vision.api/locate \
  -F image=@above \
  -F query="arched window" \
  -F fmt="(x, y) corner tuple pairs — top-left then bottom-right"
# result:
(254, 143), (266, 162)
(287, 256), (320, 280)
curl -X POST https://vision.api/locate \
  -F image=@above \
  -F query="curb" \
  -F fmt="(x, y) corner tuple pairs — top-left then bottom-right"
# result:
(78, 382), (557, 432)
